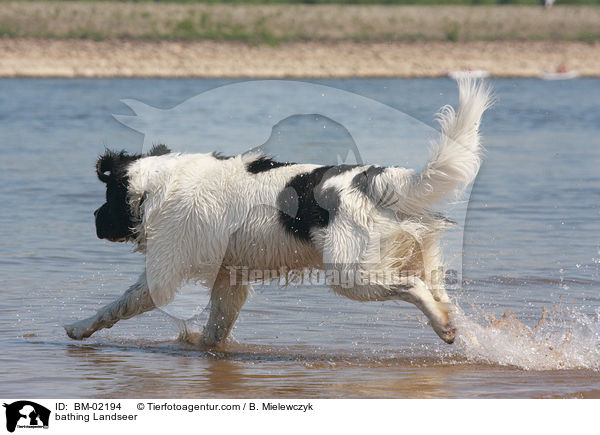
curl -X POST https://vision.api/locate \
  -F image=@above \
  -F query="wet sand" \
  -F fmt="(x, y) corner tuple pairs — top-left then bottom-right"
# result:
(1, 39), (599, 78)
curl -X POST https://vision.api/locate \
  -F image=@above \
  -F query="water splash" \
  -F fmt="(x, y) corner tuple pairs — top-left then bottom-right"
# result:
(453, 301), (600, 370)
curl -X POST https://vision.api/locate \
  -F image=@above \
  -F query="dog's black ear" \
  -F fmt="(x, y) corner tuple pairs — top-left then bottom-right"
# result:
(147, 144), (170, 156)
(96, 150), (123, 183)
(96, 147), (161, 183)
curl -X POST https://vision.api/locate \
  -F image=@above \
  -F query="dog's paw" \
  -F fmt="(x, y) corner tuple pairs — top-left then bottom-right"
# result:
(64, 320), (93, 340)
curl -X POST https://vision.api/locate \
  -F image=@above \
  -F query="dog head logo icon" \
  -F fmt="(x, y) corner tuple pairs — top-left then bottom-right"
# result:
(3, 401), (50, 433)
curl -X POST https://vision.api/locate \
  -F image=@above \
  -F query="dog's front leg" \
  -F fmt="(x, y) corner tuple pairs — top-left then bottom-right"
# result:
(65, 271), (155, 340)
(202, 271), (248, 347)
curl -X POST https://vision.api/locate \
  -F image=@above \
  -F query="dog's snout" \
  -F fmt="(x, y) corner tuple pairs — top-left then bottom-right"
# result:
(94, 205), (106, 239)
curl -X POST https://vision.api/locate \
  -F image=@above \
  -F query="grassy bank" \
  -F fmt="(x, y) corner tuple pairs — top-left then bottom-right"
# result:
(1, 2), (599, 43)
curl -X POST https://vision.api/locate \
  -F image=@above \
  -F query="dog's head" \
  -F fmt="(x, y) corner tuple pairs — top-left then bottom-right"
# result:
(94, 145), (170, 242)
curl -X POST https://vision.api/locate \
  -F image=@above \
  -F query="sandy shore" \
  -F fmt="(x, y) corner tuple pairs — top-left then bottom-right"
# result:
(2, 3), (599, 78)
(1, 39), (599, 78)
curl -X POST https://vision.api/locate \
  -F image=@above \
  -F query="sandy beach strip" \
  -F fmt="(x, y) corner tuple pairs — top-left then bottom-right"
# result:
(1, 39), (599, 78)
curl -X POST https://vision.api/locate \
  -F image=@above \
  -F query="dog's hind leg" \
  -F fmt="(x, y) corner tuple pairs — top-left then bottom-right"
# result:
(330, 272), (456, 344)
(201, 271), (248, 347)
(64, 271), (155, 340)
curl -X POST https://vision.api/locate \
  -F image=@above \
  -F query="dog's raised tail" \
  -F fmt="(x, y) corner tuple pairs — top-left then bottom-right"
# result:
(408, 78), (492, 205)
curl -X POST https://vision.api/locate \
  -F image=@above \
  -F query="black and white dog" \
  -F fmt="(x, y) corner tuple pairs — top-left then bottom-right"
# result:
(65, 79), (491, 346)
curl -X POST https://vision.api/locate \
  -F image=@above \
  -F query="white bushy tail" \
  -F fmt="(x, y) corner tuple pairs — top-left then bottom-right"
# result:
(408, 78), (492, 204)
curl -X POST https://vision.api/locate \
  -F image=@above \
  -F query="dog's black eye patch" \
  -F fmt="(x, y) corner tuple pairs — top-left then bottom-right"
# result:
(96, 152), (117, 183)
(277, 165), (356, 242)
(246, 156), (293, 174)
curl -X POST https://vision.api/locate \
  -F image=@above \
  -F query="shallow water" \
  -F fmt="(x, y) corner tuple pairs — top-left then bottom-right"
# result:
(1, 78), (600, 398)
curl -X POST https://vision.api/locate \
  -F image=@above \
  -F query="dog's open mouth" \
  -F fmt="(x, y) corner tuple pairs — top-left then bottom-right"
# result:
(108, 237), (127, 243)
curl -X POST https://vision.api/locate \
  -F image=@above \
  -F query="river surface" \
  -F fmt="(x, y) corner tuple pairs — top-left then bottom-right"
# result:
(1, 78), (600, 398)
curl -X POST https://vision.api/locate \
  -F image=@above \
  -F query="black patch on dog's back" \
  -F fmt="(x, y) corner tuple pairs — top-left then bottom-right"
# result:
(148, 144), (171, 156)
(246, 156), (293, 174)
(277, 165), (357, 242)
(212, 152), (232, 160)
(351, 165), (386, 197)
